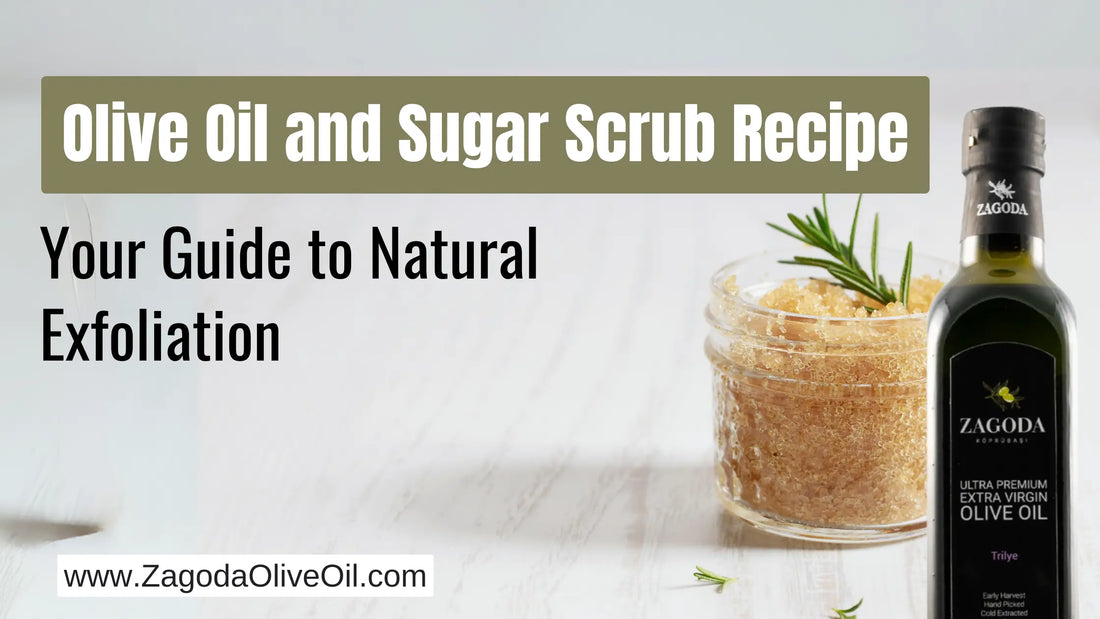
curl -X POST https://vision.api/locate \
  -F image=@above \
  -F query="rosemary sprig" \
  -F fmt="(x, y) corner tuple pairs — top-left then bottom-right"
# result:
(692, 566), (737, 592)
(768, 194), (914, 308)
(833, 598), (863, 618)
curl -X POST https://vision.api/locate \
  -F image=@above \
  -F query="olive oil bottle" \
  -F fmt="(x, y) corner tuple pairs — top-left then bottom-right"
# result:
(928, 107), (1075, 618)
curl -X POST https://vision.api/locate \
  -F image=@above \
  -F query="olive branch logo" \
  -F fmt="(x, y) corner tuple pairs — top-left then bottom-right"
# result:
(983, 380), (1023, 411)
(988, 179), (1016, 200)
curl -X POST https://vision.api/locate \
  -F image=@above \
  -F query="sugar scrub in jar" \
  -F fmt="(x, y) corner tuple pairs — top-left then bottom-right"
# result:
(704, 249), (951, 542)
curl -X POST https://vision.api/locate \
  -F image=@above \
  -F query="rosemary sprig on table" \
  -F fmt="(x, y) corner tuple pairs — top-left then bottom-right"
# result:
(767, 194), (914, 309)
(833, 598), (863, 618)
(692, 566), (737, 592)
(689, 567), (861, 616)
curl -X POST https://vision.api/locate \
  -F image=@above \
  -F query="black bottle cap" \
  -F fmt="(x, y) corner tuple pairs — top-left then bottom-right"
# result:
(962, 107), (1045, 175)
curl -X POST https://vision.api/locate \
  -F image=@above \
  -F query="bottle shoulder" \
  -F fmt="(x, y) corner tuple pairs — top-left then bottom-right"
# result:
(928, 267), (1074, 352)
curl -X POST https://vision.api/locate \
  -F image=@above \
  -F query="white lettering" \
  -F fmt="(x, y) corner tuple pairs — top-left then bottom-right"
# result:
(960, 416), (1047, 435)
(976, 202), (1030, 216)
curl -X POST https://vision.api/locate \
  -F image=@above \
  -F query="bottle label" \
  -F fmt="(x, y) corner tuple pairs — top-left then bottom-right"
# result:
(947, 342), (1059, 618)
(962, 168), (1044, 238)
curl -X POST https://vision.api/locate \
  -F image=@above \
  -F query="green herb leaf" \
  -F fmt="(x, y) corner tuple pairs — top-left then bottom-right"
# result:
(788, 213), (829, 247)
(767, 222), (810, 245)
(780, 256), (858, 275)
(833, 598), (863, 618)
(813, 207), (831, 245)
(692, 566), (737, 592)
(768, 196), (914, 308)
(826, 267), (888, 303)
(898, 241), (914, 307)
(870, 212), (880, 285)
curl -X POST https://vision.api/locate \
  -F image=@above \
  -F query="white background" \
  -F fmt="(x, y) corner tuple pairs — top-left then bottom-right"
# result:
(1, 1), (1099, 617)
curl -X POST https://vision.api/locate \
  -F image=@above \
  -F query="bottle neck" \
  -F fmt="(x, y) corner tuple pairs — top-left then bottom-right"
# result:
(960, 234), (1044, 270)
(959, 166), (1045, 272)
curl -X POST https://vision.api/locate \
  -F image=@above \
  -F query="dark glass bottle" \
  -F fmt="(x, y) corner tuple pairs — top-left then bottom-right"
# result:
(928, 107), (1075, 618)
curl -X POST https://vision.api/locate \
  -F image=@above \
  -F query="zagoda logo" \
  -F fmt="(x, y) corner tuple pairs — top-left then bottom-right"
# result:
(976, 179), (1029, 216)
(959, 380), (1046, 435)
(988, 179), (1016, 200)
(983, 380), (1023, 411)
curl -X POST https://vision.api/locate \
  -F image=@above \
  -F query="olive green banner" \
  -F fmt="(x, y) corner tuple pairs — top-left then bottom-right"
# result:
(41, 76), (928, 193)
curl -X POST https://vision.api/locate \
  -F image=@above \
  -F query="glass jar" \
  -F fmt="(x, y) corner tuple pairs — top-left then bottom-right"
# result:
(704, 250), (954, 542)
